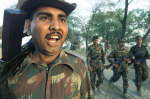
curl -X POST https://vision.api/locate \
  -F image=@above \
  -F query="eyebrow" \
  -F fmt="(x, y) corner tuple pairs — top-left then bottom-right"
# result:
(59, 14), (67, 18)
(35, 12), (52, 17)
(35, 12), (67, 18)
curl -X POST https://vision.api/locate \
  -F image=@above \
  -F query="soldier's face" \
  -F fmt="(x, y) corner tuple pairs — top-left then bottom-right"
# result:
(136, 38), (142, 45)
(26, 7), (68, 56)
(93, 39), (99, 44)
(120, 42), (124, 48)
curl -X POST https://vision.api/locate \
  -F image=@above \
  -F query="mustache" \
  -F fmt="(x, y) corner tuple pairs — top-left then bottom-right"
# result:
(45, 31), (62, 39)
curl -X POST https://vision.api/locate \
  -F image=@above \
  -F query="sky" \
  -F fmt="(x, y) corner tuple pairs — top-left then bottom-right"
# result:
(66, 0), (150, 14)
(0, 0), (150, 26)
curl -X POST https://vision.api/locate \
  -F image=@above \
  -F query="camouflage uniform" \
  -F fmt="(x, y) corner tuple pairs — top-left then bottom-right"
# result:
(87, 44), (105, 90)
(107, 47), (129, 94)
(0, 50), (94, 99)
(129, 44), (150, 91)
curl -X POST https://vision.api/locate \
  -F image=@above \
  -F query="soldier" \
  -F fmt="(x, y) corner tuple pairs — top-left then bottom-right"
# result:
(107, 40), (130, 99)
(0, 0), (94, 99)
(87, 36), (105, 93)
(129, 36), (150, 96)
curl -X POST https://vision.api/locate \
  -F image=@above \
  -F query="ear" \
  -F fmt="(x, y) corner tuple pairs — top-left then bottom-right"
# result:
(25, 19), (31, 35)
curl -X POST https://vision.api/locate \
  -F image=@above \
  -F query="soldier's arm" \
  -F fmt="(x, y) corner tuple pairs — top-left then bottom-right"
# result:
(0, 62), (11, 98)
(129, 46), (135, 57)
(145, 47), (150, 59)
(87, 46), (91, 64)
(87, 46), (93, 71)
(128, 47), (135, 64)
(80, 70), (94, 99)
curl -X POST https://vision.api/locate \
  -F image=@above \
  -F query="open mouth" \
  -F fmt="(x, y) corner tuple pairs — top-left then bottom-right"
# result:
(45, 32), (62, 45)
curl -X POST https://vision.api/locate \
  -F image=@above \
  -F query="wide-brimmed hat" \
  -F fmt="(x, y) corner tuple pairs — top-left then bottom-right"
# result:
(21, 0), (76, 19)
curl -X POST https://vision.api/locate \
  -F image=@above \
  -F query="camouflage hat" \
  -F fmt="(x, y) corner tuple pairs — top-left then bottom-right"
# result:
(21, 0), (76, 19)
(92, 36), (99, 41)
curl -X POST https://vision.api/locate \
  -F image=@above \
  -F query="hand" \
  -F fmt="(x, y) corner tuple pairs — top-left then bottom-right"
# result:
(114, 64), (119, 68)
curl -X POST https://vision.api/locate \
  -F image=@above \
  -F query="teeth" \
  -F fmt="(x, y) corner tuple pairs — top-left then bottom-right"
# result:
(50, 36), (59, 39)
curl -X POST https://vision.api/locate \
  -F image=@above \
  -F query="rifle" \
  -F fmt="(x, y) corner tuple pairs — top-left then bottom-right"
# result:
(0, 9), (35, 82)
(2, 9), (26, 61)
(114, 54), (131, 71)
(108, 50), (130, 70)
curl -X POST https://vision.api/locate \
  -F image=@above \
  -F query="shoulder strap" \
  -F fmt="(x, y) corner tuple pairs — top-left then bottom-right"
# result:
(0, 40), (34, 83)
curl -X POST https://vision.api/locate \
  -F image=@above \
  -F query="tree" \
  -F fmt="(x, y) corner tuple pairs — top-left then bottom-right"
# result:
(86, 0), (150, 49)
(87, 2), (121, 48)
(67, 14), (84, 50)
(142, 10), (150, 42)
(117, 0), (133, 42)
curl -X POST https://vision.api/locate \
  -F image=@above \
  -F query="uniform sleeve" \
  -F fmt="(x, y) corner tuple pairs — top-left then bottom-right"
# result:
(129, 46), (134, 57)
(145, 47), (150, 59)
(80, 70), (94, 99)
(128, 46), (135, 63)
(0, 80), (14, 98)
(87, 46), (91, 64)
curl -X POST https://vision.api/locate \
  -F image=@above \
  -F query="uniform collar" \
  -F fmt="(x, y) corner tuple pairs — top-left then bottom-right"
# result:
(93, 43), (99, 47)
(135, 44), (144, 48)
(119, 47), (125, 50)
(22, 50), (75, 70)
(51, 50), (75, 70)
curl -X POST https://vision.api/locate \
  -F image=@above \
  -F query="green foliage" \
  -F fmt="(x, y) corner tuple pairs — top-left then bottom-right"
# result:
(87, 4), (123, 48)
(86, 2), (150, 49)
(67, 14), (83, 50)
(66, 1), (150, 51)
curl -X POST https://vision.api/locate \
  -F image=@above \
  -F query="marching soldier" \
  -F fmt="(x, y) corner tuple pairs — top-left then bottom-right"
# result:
(87, 36), (105, 93)
(107, 40), (130, 99)
(129, 36), (150, 96)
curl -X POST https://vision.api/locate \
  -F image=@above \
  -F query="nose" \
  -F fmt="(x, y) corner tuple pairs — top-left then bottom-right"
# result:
(49, 19), (60, 31)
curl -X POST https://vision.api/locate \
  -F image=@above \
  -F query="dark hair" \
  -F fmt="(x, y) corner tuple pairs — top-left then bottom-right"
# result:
(136, 36), (142, 40)
(92, 36), (99, 41)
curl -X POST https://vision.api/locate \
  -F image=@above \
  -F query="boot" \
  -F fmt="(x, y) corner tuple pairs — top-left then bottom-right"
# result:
(123, 88), (129, 99)
(123, 93), (129, 99)
(93, 89), (96, 95)
(137, 89), (142, 96)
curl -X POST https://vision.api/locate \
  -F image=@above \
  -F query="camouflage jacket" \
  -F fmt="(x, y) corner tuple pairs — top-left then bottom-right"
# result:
(107, 47), (130, 71)
(0, 50), (94, 99)
(87, 44), (105, 70)
(129, 44), (150, 64)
